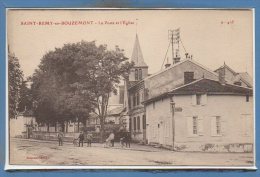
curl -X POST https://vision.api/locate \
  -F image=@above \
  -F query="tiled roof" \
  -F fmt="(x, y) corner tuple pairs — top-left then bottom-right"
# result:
(143, 78), (253, 104)
(107, 106), (124, 116)
(237, 72), (253, 87)
(169, 78), (253, 95)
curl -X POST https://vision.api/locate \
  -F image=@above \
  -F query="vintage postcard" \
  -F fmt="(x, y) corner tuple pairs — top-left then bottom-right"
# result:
(6, 9), (255, 170)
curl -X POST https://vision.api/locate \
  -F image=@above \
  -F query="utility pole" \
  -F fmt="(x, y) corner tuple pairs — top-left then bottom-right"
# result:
(170, 96), (175, 151)
(168, 28), (180, 64)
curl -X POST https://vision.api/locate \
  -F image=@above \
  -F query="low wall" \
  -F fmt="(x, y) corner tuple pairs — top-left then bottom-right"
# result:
(165, 142), (253, 152)
(30, 131), (102, 143)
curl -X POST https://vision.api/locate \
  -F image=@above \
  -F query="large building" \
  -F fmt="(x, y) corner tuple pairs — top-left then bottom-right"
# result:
(123, 32), (253, 152)
(143, 61), (253, 152)
(123, 34), (148, 143)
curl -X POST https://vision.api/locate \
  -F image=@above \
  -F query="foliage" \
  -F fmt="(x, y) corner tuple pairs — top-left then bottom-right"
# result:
(8, 53), (23, 118)
(30, 41), (133, 132)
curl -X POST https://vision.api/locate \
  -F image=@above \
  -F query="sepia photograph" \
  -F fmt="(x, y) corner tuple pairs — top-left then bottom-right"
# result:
(6, 9), (254, 169)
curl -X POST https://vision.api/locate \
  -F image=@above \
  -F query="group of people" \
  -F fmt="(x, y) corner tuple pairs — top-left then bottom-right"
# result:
(57, 130), (131, 148)
(105, 131), (131, 148)
(57, 131), (93, 147)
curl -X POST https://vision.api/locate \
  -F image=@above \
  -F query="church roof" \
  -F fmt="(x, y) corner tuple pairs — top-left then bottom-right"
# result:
(131, 34), (148, 67)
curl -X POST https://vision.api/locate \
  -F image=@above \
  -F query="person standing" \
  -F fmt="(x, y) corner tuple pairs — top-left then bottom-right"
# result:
(78, 131), (84, 147)
(110, 131), (115, 147)
(125, 131), (131, 148)
(86, 133), (93, 147)
(58, 131), (64, 146)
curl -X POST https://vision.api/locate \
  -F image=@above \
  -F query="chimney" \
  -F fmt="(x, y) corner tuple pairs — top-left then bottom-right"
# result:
(218, 67), (226, 85)
(184, 72), (195, 84)
(173, 49), (180, 64)
(173, 57), (180, 64)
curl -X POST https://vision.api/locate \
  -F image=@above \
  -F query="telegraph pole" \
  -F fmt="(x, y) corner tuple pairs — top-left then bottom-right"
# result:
(168, 28), (180, 64)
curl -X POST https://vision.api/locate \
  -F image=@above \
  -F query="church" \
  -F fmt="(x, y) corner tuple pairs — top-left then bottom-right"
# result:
(122, 32), (253, 152)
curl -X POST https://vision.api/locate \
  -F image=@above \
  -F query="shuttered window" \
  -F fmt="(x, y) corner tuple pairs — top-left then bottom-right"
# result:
(133, 117), (136, 131)
(192, 94), (207, 106)
(137, 116), (140, 130)
(187, 116), (203, 136)
(142, 115), (146, 129)
(211, 116), (224, 136)
(193, 116), (198, 134)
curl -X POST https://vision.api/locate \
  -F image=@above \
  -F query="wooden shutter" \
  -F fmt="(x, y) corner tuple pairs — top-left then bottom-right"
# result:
(198, 116), (204, 136)
(191, 95), (196, 106)
(211, 116), (217, 136)
(186, 116), (193, 136)
(201, 94), (207, 106)
(220, 116), (226, 136)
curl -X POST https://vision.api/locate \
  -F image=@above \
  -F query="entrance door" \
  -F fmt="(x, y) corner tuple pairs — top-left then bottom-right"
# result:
(158, 122), (164, 145)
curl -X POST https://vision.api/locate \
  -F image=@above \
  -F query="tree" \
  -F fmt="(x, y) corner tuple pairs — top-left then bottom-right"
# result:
(30, 41), (133, 134)
(8, 53), (23, 119)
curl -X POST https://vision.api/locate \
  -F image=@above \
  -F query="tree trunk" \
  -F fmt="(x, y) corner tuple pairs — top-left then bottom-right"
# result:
(100, 116), (104, 143)
(77, 119), (80, 133)
(47, 123), (50, 132)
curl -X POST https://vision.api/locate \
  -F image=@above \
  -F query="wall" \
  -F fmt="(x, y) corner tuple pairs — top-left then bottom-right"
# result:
(144, 60), (218, 100)
(146, 94), (254, 152)
(10, 116), (36, 138)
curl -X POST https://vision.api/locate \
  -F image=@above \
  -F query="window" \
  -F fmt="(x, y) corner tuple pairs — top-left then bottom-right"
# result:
(128, 97), (131, 109)
(241, 114), (252, 136)
(192, 116), (198, 135)
(139, 69), (142, 80)
(129, 118), (132, 131)
(142, 115), (146, 129)
(135, 69), (138, 80)
(137, 92), (140, 105)
(133, 117), (136, 131)
(196, 94), (201, 105)
(211, 116), (222, 136)
(216, 116), (221, 135)
(137, 116), (140, 130)
(192, 94), (207, 106)
(246, 95), (250, 102)
(133, 94), (136, 107)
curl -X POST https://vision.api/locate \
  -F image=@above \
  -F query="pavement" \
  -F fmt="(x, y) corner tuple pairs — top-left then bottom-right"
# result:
(9, 138), (254, 166)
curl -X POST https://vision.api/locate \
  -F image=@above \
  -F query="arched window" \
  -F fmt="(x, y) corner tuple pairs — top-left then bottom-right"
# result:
(133, 117), (136, 131)
(135, 69), (138, 80)
(139, 69), (142, 80)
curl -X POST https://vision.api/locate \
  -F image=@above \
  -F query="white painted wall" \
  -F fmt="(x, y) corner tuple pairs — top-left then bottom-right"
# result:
(146, 94), (254, 148)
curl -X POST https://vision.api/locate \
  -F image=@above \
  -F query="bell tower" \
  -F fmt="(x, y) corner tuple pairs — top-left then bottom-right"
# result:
(129, 34), (148, 81)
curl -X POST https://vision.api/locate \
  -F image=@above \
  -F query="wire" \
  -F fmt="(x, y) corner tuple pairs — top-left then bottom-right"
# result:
(160, 41), (171, 70)
(180, 38), (187, 54)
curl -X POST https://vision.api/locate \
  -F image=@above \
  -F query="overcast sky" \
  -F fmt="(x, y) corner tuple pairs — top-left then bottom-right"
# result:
(8, 9), (253, 78)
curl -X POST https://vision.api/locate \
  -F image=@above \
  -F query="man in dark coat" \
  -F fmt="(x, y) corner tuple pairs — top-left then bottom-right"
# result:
(125, 131), (131, 148)
(78, 131), (84, 147)
(57, 131), (64, 146)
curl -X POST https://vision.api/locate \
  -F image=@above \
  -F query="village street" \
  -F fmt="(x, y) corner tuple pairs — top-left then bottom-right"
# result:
(10, 138), (254, 166)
